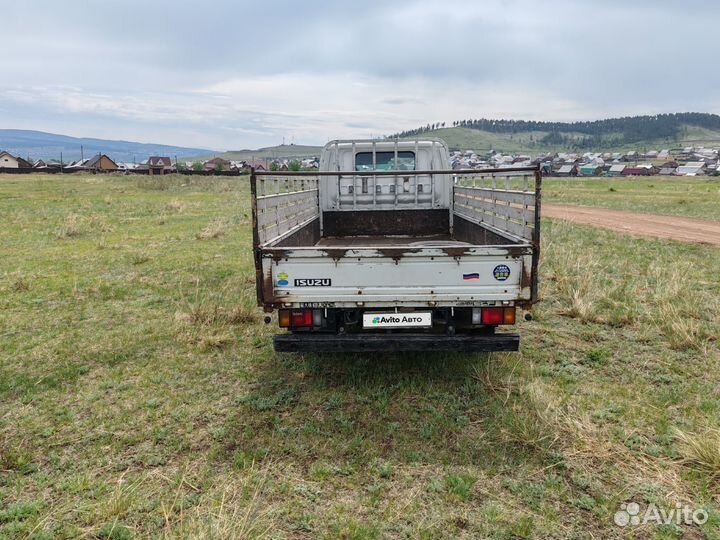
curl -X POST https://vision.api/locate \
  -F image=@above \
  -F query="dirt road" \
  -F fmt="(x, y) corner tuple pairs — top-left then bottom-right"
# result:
(542, 204), (720, 246)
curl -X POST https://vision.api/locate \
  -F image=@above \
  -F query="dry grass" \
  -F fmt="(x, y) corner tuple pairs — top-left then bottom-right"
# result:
(135, 174), (244, 193)
(650, 262), (716, 351)
(164, 199), (188, 213)
(86, 213), (115, 233)
(545, 221), (718, 351)
(54, 212), (114, 239)
(7, 272), (30, 292)
(174, 283), (257, 350)
(561, 271), (598, 322)
(55, 212), (83, 238)
(545, 242), (606, 324)
(675, 427), (720, 480)
(196, 221), (227, 240)
(475, 352), (695, 505)
(0, 438), (34, 474)
(161, 470), (274, 540)
(2, 174), (718, 539)
(658, 303), (708, 351)
(175, 291), (256, 328)
(499, 380), (562, 452)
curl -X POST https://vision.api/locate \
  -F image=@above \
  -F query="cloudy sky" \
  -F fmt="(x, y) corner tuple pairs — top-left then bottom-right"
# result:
(2, 0), (718, 151)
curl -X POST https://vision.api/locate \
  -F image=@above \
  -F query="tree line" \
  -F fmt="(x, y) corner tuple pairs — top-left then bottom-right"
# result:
(389, 113), (720, 148)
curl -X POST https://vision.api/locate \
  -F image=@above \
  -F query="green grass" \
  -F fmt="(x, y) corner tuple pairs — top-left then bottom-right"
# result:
(1, 174), (719, 539)
(544, 175), (720, 220)
(406, 127), (561, 154)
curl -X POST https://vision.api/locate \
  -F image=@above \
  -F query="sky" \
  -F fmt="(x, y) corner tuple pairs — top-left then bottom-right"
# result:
(2, 0), (719, 151)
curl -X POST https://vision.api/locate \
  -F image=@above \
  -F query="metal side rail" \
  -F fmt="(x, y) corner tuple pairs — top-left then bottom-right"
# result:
(274, 333), (520, 353)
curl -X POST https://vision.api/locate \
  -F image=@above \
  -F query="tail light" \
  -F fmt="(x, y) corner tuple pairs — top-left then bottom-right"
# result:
(278, 309), (318, 328)
(482, 307), (504, 325)
(474, 307), (516, 326)
(292, 310), (313, 327)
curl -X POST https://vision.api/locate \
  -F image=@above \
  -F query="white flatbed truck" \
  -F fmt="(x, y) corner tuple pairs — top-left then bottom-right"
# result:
(251, 139), (541, 352)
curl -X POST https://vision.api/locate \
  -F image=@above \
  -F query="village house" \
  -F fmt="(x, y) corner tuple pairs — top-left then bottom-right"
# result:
(692, 148), (718, 162)
(147, 156), (173, 175)
(85, 154), (118, 172)
(0, 151), (31, 169)
(675, 162), (707, 176)
(579, 163), (603, 176)
(203, 157), (231, 172)
(623, 164), (656, 176)
(607, 164), (626, 176)
(623, 151), (639, 162)
(117, 162), (142, 172)
(656, 161), (678, 176)
(64, 159), (88, 171)
(247, 160), (269, 171)
(301, 158), (319, 169)
(33, 159), (62, 171)
(557, 164), (578, 177)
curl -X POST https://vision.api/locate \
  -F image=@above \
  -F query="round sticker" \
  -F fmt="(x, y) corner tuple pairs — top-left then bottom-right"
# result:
(493, 264), (511, 281)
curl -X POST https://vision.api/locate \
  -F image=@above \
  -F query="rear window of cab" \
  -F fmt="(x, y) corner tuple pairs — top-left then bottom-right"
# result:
(355, 151), (416, 171)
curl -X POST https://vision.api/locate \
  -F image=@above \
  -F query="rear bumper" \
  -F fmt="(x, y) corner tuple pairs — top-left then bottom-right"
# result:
(274, 332), (519, 352)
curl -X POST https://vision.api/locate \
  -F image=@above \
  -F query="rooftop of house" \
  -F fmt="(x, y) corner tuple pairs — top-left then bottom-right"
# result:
(85, 154), (117, 169)
(148, 156), (172, 167)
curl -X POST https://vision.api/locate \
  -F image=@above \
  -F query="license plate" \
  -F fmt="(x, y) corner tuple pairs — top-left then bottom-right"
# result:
(362, 312), (432, 329)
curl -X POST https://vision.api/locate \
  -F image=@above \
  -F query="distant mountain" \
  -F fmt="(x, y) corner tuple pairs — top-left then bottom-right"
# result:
(198, 143), (323, 162)
(0, 129), (217, 163)
(393, 113), (720, 153)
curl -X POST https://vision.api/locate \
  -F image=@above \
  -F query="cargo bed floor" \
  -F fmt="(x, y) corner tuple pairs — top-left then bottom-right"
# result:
(315, 235), (471, 247)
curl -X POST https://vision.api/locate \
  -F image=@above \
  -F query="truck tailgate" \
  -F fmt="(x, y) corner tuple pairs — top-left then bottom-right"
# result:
(260, 246), (532, 309)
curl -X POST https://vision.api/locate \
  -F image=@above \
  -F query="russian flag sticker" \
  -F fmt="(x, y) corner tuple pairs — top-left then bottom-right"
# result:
(463, 273), (480, 280)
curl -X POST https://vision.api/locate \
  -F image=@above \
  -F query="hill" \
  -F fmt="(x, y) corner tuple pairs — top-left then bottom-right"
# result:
(395, 113), (720, 153)
(198, 143), (323, 162)
(0, 129), (216, 163)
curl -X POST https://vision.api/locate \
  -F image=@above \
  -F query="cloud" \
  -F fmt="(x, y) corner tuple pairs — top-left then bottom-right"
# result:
(2, 0), (720, 149)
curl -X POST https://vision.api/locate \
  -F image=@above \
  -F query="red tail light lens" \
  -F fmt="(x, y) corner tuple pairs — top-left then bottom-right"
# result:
(279, 309), (319, 328)
(481, 307), (504, 325)
(291, 310), (313, 327)
(481, 307), (516, 326)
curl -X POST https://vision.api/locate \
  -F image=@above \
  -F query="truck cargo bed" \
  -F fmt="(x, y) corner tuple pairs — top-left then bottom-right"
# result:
(315, 234), (463, 248)
(274, 213), (518, 249)
(252, 163), (540, 312)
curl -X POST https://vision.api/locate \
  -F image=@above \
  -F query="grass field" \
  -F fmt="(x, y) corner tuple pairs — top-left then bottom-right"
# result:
(544, 175), (720, 221)
(1, 174), (719, 539)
